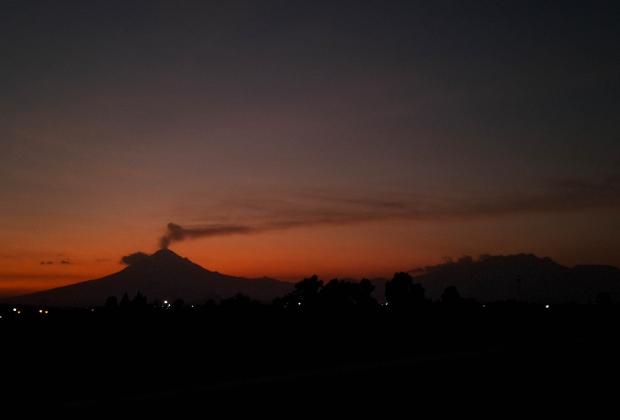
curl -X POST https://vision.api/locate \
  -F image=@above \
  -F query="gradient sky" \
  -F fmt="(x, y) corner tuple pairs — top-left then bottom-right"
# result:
(1, 0), (619, 296)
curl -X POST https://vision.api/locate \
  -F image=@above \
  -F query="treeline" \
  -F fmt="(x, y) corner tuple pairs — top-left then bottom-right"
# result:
(98, 271), (614, 315)
(99, 272), (479, 314)
(2, 272), (616, 321)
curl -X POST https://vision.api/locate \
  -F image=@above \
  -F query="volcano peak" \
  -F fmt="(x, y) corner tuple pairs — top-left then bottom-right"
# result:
(152, 247), (182, 259)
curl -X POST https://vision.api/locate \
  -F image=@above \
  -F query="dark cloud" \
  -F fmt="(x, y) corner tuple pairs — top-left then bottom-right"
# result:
(161, 173), (620, 247)
(121, 252), (150, 266)
(446, 173), (620, 219)
(40, 259), (73, 265)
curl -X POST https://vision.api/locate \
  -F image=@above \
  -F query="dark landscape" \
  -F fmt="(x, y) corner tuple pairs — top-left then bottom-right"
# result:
(3, 248), (620, 413)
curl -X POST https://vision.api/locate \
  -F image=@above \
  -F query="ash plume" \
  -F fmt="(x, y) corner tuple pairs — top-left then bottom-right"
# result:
(158, 172), (620, 248)
(160, 222), (256, 248)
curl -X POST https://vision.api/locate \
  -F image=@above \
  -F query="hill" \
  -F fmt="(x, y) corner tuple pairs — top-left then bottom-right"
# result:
(410, 254), (620, 303)
(7, 249), (292, 307)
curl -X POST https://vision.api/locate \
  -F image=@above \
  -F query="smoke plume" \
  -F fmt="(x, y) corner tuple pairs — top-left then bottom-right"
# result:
(160, 222), (256, 248)
(158, 172), (620, 248)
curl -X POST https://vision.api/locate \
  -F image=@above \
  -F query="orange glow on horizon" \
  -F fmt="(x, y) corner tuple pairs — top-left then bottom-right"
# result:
(2, 210), (619, 298)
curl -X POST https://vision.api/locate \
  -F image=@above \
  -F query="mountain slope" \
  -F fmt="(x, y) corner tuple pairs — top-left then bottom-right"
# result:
(8, 249), (292, 307)
(412, 254), (620, 303)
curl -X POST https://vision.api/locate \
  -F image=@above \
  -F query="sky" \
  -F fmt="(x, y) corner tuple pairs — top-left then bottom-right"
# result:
(1, 0), (619, 296)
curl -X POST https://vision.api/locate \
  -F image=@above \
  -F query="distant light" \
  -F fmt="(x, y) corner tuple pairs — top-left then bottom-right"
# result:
(163, 300), (168, 305)
(17, 311), (21, 314)
(13, 308), (17, 312)
(545, 304), (550, 309)
(384, 302), (389, 306)
(297, 301), (301, 306)
(482, 305), (486, 308)
(91, 308), (95, 312)
(44, 310), (49, 314)
(191, 305), (194, 308)
(39, 309), (43, 314)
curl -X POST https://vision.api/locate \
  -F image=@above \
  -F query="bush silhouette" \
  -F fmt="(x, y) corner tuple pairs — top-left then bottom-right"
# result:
(385, 272), (427, 310)
(441, 286), (462, 305)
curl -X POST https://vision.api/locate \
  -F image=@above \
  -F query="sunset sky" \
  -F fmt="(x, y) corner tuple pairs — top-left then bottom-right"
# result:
(1, 1), (619, 296)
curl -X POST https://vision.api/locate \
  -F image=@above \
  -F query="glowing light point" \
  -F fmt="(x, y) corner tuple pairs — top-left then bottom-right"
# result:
(545, 304), (550, 309)
(163, 300), (168, 305)
(13, 308), (17, 312)
(39, 309), (43, 314)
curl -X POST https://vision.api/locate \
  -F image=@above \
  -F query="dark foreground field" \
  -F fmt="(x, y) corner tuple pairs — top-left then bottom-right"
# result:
(2, 304), (619, 415)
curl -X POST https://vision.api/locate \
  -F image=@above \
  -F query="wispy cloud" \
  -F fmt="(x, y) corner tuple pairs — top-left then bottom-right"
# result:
(160, 173), (620, 247)
(40, 259), (73, 266)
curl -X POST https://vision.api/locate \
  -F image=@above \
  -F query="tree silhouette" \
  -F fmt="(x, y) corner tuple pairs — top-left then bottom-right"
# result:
(119, 292), (131, 309)
(220, 293), (260, 312)
(385, 272), (427, 310)
(105, 295), (118, 310)
(281, 276), (378, 312)
(319, 279), (356, 310)
(290, 275), (323, 309)
(132, 291), (148, 308)
(441, 286), (462, 305)
(355, 279), (378, 309)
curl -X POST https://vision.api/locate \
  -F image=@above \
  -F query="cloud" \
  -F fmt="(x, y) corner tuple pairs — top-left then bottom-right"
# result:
(121, 252), (150, 266)
(443, 173), (620, 219)
(159, 173), (620, 247)
(40, 259), (73, 265)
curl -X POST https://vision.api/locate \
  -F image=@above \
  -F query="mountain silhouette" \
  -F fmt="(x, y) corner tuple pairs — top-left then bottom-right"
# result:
(8, 248), (292, 307)
(363, 254), (620, 303)
(409, 254), (620, 303)
(8, 251), (620, 307)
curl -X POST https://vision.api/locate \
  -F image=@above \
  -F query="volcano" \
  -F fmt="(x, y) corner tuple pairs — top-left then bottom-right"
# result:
(8, 249), (292, 307)
(412, 254), (620, 303)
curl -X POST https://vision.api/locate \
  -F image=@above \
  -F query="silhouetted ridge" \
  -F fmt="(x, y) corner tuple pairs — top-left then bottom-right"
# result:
(151, 248), (186, 261)
(8, 249), (291, 307)
(6, 251), (620, 307)
(411, 254), (620, 303)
